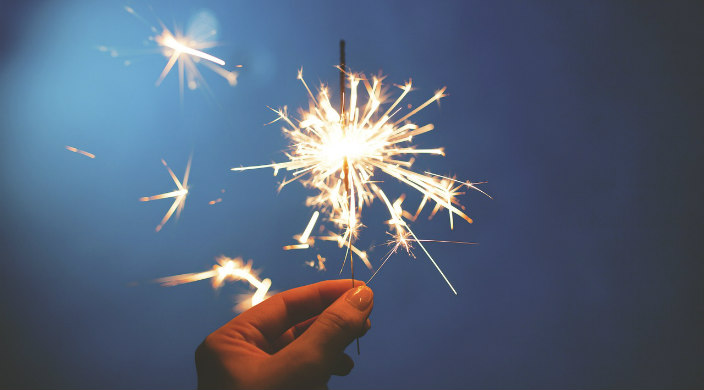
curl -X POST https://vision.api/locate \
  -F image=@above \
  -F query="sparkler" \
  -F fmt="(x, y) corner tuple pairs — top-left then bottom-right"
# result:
(231, 61), (489, 294)
(65, 145), (95, 159)
(106, 6), (240, 97)
(140, 156), (191, 232)
(156, 255), (272, 312)
(152, 22), (239, 91)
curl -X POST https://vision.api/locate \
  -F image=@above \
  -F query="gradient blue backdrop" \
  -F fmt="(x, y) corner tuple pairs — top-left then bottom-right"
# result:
(1, 1), (703, 388)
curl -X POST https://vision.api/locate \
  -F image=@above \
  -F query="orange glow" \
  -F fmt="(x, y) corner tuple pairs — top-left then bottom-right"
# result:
(65, 145), (95, 159)
(283, 244), (310, 250)
(156, 256), (273, 311)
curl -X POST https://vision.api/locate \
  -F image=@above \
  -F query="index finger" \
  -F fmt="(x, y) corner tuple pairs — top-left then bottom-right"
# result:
(235, 279), (364, 342)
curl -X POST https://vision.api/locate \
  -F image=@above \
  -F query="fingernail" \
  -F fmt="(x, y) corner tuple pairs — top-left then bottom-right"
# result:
(345, 286), (373, 311)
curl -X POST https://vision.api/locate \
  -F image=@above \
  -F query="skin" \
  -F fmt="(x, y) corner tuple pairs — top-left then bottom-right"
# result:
(195, 280), (374, 389)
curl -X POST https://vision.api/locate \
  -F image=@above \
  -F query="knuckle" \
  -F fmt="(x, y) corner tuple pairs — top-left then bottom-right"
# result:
(302, 349), (327, 370)
(318, 310), (355, 335)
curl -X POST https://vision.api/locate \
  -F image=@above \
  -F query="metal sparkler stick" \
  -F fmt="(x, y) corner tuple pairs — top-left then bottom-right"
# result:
(340, 39), (361, 355)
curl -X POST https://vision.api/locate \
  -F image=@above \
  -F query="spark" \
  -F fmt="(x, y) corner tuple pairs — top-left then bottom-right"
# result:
(297, 211), (319, 245)
(65, 145), (95, 159)
(367, 231), (478, 285)
(208, 188), (226, 204)
(305, 254), (327, 271)
(232, 69), (489, 294)
(153, 26), (238, 90)
(140, 156), (191, 232)
(283, 243), (309, 250)
(283, 211), (372, 270)
(104, 6), (239, 97)
(155, 255), (273, 311)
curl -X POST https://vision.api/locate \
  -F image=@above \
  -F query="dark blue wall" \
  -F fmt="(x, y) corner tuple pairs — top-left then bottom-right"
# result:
(1, 1), (702, 388)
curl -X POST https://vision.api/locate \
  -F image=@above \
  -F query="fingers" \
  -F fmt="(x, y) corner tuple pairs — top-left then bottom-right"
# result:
(235, 279), (363, 343)
(292, 285), (374, 356)
(264, 285), (373, 387)
(273, 315), (318, 351)
(362, 317), (371, 337)
(195, 339), (234, 389)
(330, 353), (354, 376)
(275, 316), (371, 352)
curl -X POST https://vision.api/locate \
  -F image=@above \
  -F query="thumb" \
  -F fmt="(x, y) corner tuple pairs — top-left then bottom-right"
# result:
(297, 284), (374, 355)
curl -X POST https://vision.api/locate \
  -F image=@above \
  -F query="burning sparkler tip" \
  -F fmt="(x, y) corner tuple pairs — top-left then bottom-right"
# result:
(234, 66), (481, 293)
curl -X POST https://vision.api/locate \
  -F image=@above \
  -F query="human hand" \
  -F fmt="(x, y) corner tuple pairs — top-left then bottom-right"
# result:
(195, 280), (374, 389)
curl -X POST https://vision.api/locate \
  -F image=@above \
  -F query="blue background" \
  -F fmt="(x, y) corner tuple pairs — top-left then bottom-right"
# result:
(1, 1), (703, 388)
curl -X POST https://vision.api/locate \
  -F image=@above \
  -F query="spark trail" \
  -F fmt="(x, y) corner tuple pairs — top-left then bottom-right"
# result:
(232, 69), (489, 294)
(156, 255), (272, 311)
(140, 156), (191, 232)
(65, 146), (95, 159)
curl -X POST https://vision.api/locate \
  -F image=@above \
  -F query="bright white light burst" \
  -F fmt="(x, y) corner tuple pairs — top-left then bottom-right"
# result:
(233, 69), (489, 294)
(99, 6), (240, 98)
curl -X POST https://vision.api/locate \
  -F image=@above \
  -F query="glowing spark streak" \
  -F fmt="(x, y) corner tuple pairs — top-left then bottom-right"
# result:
(393, 87), (447, 126)
(319, 235), (372, 270)
(202, 60), (238, 86)
(425, 172), (494, 199)
(374, 186), (457, 294)
(158, 34), (226, 66)
(154, 49), (178, 86)
(299, 211), (320, 244)
(114, 6), (239, 97)
(155, 256), (272, 309)
(140, 156), (191, 232)
(65, 146), (95, 159)
(209, 198), (222, 205)
(283, 244), (309, 250)
(367, 230), (477, 285)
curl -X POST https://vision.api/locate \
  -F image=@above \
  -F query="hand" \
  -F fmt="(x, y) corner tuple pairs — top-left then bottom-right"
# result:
(195, 280), (374, 389)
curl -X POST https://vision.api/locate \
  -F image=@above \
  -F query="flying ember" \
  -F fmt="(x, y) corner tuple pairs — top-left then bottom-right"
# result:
(156, 255), (273, 312)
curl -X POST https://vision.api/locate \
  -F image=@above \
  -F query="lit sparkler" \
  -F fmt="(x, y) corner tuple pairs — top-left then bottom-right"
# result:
(65, 145), (95, 159)
(156, 255), (273, 311)
(152, 22), (239, 91)
(105, 6), (240, 96)
(140, 156), (191, 232)
(232, 68), (488, 294)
